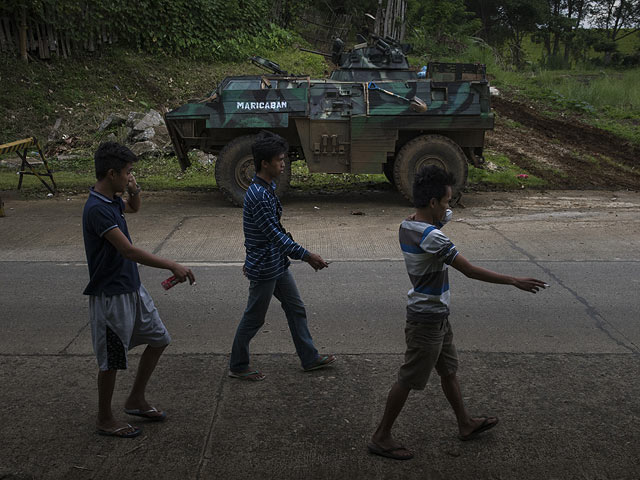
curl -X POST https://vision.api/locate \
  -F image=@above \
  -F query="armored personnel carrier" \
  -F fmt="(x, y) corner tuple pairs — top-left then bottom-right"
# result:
(165, 34), (494, 206)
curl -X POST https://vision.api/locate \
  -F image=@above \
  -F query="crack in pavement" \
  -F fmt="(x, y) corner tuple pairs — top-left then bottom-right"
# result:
(196, 359), (228, 480)
(489, 226), (639, 355)
(58, 322), (90, 355)
(152, 215), (193, 255)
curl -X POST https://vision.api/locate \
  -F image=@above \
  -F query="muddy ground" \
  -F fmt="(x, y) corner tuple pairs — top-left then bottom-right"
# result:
(488, 96), (640, 190)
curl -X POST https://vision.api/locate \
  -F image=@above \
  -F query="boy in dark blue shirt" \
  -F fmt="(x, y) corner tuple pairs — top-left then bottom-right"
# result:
(83, 142), (194, 438)
(228, 131), (336, 381)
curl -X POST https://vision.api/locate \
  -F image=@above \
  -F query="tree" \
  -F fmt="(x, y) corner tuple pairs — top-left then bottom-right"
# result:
(407, 0), (481, 56)
(494, 0), (545, 66)
(589, 0), (640, 64)
(533, 0), (591, 68)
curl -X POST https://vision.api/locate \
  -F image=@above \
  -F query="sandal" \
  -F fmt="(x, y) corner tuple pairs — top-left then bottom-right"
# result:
(458, 416), (499, 441)
(97, 424), (142, 438)
(303, 354), (337, 372)
(124, 406), (167, 422)
(228, 370), (265, 381)
(367, 442), (414, 460)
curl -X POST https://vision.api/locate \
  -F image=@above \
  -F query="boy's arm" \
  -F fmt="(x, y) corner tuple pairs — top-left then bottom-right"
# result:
(253, 196), (328, 270)
(104, 228), (195, 284)
(451, 253), (546, 293)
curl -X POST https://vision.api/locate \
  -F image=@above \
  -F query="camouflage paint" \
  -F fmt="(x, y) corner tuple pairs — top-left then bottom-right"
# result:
(165, 34), (494, 181)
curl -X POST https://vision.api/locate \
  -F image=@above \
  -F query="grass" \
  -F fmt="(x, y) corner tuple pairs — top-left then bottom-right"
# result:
(290, 162), (388, 191)
(520, 29), (640, 64)
(498, 68), (640, 144)
(464, 39), (640, 145)
(0, 152), (217, 195)
(468, 151), (546, 188)
(0, 47), (328, 150)
(0, 157), (390, 195)
(1, 149), (547, 196)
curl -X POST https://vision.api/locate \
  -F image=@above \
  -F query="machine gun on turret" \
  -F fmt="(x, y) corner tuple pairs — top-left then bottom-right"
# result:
(250, 56), (288, 75)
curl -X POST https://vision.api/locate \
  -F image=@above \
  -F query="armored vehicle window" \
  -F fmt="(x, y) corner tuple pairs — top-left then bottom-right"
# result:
(272, 80), (299, 89)
(330, 70), (418, 82)
(224, 79), (262, 90)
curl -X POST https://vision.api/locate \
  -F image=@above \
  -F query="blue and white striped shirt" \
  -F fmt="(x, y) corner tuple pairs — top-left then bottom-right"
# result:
(399, 217), (459, 321)
(243, 176), (308, 281)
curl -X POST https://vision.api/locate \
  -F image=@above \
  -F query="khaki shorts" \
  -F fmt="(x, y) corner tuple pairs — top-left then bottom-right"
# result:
(397, 317), (458, 390)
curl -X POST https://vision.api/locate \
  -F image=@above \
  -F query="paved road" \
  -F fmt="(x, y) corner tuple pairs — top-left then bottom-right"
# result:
(1, 189), (639, 479)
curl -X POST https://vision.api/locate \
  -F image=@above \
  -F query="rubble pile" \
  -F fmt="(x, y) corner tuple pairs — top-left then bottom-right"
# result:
(97, 109), (172, 157)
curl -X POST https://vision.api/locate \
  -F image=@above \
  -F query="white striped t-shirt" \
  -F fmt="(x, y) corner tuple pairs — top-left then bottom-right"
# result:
(399, 218), (459, 321)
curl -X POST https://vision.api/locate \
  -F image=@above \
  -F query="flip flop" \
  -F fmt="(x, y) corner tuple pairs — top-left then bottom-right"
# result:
(303, 354), (337, 372)
(458, 416), (499, 441)
(367, 442), (414, 460)
(228, 370), (265, 381)
(124, 406), (167, 422)
(97, 424), (142, 438)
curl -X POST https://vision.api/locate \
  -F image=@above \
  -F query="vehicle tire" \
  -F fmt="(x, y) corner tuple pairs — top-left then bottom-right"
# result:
(215, 134), (292, 207)
(383, 160), (396, 186)
(393, 134), (468, 205)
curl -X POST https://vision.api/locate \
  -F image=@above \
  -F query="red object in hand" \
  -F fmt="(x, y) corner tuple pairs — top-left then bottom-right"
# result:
(162, 275), (180, 290)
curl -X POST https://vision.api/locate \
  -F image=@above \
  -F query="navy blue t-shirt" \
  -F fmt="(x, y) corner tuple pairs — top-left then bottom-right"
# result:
(82, 188), (141, 296)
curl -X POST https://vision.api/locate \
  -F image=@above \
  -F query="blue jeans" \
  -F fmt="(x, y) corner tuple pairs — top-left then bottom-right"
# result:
(229, 269), (319, 372)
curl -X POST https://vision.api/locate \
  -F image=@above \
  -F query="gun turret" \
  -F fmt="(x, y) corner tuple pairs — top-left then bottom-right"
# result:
(250, 56), (288, 75)
(298, 47), (332, 59)
(299, 37), (345, 66)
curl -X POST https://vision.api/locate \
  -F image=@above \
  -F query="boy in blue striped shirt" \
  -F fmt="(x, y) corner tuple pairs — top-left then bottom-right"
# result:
(369, 165), (546, 460)
(229, 131), (337, 381)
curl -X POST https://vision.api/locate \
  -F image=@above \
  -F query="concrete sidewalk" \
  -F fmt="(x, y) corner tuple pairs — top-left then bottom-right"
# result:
(1, 188), (639, 479)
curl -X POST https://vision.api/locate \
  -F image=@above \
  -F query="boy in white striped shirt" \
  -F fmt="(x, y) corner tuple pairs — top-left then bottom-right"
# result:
(369, 165), (546, 460)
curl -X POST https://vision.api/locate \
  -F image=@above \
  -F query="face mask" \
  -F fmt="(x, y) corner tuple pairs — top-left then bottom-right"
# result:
(436, 209), (453, 229)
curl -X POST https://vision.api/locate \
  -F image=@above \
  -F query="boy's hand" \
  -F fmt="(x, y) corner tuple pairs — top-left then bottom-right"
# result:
(305, 252), (329, 271)
(172, 263), (196, 285)
(127, 175), (140, 194)
(513, 278), (547, 293)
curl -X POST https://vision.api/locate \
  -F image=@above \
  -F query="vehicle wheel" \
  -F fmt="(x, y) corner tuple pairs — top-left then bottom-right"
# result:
(215, 134), (292, 206)
(393, 135), (468, 205)
(383, 160), (396, 186)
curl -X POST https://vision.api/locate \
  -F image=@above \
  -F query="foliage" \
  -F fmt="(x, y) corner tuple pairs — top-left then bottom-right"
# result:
(407, 0), (481, 57)
(0, 0), (296, 60)
(0, 43), (328, 147)
(493, 0), (546, 66)
(466, 0), (639, 67)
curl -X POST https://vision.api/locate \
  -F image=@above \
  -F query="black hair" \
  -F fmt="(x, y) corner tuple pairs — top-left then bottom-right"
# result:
(412, 165), (456, 208)
(94, 142), (138, 180)
(252, 130), (288, 172)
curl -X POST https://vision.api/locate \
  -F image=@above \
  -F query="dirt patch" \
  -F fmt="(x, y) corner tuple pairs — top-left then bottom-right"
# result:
(488, 96), (640, 190)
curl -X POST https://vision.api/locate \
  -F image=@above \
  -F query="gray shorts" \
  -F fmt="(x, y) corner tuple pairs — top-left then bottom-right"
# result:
(397, 317), (458, 390)
(89, 284), (171, 371)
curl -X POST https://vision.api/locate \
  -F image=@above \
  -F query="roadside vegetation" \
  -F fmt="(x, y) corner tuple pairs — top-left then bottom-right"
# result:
(1, 0), (639, 197)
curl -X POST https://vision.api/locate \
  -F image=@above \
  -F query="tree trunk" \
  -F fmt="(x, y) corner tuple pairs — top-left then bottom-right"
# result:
(19, 8), (27, 62)
(374, 0), (383, 35)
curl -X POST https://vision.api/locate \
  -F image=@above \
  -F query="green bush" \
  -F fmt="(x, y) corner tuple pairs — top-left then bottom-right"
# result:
(0, 0), (288, 60)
